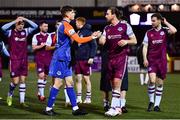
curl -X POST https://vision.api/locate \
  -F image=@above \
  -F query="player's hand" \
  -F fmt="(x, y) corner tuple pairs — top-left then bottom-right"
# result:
(118, 40), (128, 47)
(91, 31), (102, 39)
(162, 17), (168, 25)
(88, 58), (94, 64)
(18, 16), (26, 21)
(15, 17), (23, 23)
(41, 42), (46, 47)
(143, 59), (149, 67)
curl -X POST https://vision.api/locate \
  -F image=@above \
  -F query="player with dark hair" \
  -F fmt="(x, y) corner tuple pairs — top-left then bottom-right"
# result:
(99, 7), (137, 116)
(32, 21), (51, 102)
(43, 6), (101, 116)
(143, 13), (177, 112)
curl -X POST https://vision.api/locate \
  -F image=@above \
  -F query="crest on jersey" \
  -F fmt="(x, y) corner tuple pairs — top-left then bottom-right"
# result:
(150, 34), (154, 37)
(21, 31), (25, 36)
(160, 31), (165, 36)
(118, 27), (123, 32)
(57, 71), (61, 75)
(38, 68), (42, 72)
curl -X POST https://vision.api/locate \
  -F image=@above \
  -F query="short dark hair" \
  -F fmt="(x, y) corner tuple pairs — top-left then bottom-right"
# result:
(60, 6), (75, 17)
(108, 7), (123, 19)
(39, 20), (48, 26)
(17, 21), (25, 25)
(151, 13), (163, 20)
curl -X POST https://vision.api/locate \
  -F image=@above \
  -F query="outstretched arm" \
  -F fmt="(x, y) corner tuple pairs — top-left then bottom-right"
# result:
(64, 22), (101, 44)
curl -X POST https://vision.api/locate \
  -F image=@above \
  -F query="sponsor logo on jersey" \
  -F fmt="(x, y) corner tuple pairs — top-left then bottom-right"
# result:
(107, 34), (122, 39)
(152, 39), (163, 44)
(15, 37), (26, 41)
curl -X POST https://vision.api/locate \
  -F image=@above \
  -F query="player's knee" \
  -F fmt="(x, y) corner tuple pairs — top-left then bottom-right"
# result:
(77, 78), (82, 83)
(85, 79), (91, 85)
(54, 82), (62, 88)
(66, 81), (74, 87)
(149, 80), (155, 85)
(38, 73), (45, 79)
(149, 78), (156, 84)
(13, 80), (19, 84)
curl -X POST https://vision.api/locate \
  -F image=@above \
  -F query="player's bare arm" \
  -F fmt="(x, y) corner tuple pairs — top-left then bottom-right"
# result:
(118, 34), (137, 47)
(32, 43), (46, 51)
(99, 35), (106, 45)
(45, 46), (55, 51)
(70, 31), (101, 44)
(143, 44), (149, 67)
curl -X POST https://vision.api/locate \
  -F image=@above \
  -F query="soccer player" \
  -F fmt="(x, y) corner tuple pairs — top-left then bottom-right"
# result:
(1, 16), (38, 107)
(137, 44), (149, 85)
(100, 44), (128, 113)
(0, 39), (10, 99)
(74, 17), (97, 104)
(45, 20), (71, 106)
(143, 13), (177, 112)
(32, 21), (51, 102)
(43, 6), (101, 116)
(99, 7), (137, 116)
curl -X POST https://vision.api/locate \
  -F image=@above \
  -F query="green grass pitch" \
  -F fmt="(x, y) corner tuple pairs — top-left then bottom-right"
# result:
(0, 69), (180, 119)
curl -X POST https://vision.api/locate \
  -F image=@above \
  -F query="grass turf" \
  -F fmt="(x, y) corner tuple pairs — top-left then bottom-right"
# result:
(0, 69), (180, 119)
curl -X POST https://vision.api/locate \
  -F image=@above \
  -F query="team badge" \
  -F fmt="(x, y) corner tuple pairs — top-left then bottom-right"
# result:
(118, 27), (123, 31)
(57, 71), (61, 75)
(21, 31), (25, 36)
(160, 31), (165, 36)
(38, 68), (42, 72)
